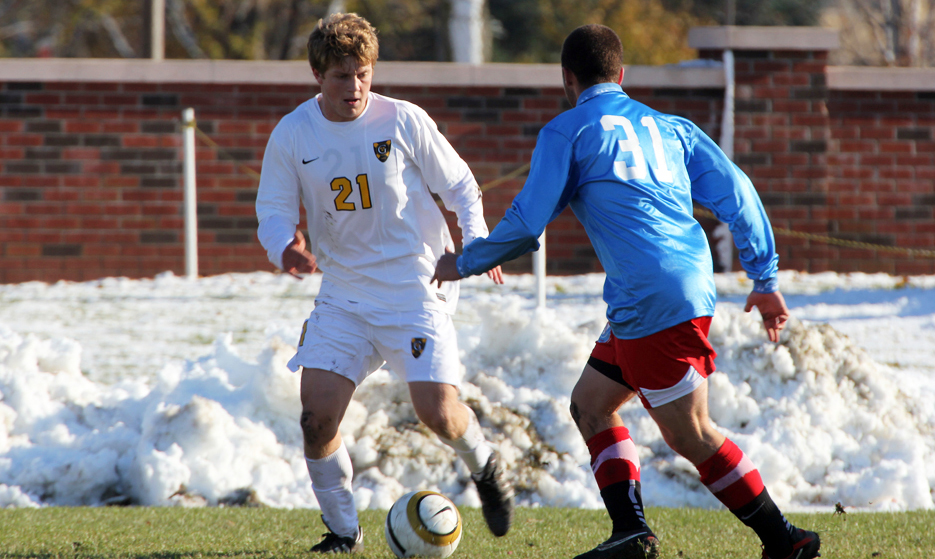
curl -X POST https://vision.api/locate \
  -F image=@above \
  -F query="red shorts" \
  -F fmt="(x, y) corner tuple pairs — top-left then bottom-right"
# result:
(588, 317), (717, 409)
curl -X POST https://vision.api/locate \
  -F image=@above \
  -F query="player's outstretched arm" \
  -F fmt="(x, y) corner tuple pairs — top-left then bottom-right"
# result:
(432, 253), (503, 287)
(744, 290), (790, 343)
(281, 231), (317, 278)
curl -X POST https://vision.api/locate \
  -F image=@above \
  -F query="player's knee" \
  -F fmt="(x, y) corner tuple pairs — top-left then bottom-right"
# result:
(299, 408), (337, 449)
(416, 406), (457, 439)
(569, 400), (583, 428)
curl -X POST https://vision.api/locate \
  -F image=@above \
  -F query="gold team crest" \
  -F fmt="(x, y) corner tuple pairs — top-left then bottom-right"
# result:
(411, 337), (427, 359)
(373, 139), (392, 162)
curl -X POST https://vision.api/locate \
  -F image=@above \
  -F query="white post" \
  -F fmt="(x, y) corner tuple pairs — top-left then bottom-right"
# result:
(182, 108), (198, 279)
(717, 49), (735, 272)
(449, 0), (485, 63)
(533, 231), (546, 308)
(150, 0), (165, 61)
(720, 49), (735, 161)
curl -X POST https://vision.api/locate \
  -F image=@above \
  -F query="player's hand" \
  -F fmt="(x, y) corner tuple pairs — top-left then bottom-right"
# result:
(486, 265), (504, 285)
(281, 231), (317, 278)
(431, 252), (462, 288)
(745, 290), (789, 343)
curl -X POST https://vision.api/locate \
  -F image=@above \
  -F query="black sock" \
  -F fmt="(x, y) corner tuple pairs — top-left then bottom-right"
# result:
(600, 480), (649, 535)
(732, 488), (795, 557)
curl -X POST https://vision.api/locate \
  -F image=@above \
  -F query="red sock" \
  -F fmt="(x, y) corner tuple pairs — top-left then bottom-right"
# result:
(696, 438), (765, 509)
(587, 427), (647, 533)
(697, 439), (796, 557)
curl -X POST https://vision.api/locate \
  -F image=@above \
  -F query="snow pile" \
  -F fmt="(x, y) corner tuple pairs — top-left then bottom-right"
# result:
(0, 273), (932, 511)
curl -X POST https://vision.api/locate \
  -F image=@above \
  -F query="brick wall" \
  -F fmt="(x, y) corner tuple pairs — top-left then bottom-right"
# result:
(705, 48), (935, 275)
(0, 75), (721, 282)
(2, 28), (935, 283)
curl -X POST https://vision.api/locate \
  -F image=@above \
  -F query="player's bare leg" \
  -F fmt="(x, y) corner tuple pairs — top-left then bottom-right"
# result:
(300, 368), (363, 553)
(645, 381), (724, 464)
(409, 381), (514, 537)
(648, 382), (820, 559)
(570, 365), (658, 559)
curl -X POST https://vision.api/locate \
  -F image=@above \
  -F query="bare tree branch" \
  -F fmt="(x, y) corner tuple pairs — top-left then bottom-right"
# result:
(167, 0), (207, 58)
(100, 12), (137, 58)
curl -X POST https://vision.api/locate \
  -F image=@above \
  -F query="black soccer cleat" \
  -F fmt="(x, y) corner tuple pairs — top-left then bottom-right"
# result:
(762, 529), (821, 559)
(573, 529), (660, 559)
(310, 516), (363, 554)
(471, 451), (515, 537)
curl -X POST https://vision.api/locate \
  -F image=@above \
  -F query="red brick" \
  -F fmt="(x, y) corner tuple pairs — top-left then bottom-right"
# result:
(104, 177), (140, 188)
(64, 95), (102, 105)
(123, 136), (160, 148)
(6, 134), (44, 146)
(23, 176), (61, 187)
(82, 83), (120, 92)
(103, 122), (139, 133)
(63, 148), (100, 160)
(878, 194), (912, 205)
(0, 120), (24, 133)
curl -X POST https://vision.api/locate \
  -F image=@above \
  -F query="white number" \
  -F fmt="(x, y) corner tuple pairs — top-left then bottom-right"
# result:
(640, 116), (674, 183)
(600, 115), (647, 180)
(600, 115), (672, 183)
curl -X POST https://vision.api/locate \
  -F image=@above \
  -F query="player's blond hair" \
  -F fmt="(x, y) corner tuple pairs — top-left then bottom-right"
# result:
(307, 12), (379, 74)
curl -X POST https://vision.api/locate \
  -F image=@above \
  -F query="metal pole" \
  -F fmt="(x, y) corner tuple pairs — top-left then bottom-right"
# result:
(533, 231), (546, 308)
(182, 108), (198, 279)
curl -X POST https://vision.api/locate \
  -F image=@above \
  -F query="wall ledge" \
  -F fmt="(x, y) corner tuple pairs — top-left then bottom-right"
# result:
(0, 58), (723, 89)
(689, 26), (840, 51)
(827, 66), (935, 92)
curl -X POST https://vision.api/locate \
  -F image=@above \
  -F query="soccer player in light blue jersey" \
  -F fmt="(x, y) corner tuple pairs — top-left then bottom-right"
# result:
(433, 24), (820, 559)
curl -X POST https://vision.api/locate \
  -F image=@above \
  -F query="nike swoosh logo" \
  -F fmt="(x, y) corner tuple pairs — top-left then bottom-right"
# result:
(596, 533), (645, 551)
(302, 157), (319, 164)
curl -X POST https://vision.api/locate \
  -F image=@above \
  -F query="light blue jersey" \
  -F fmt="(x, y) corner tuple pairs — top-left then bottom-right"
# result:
(458, 83), (779, 339)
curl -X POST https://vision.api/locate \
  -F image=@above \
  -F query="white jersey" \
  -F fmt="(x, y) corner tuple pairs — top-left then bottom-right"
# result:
(256, 92), (489, 313)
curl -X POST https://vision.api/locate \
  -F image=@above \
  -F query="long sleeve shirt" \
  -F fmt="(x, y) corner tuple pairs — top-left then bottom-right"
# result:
(458, 83), (778, 339)
(257, 92), (489, 313)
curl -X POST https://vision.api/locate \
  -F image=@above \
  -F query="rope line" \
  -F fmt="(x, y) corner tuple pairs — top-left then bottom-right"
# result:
(194, 126), (262, 181)
(479, 162), (531, 193)
(693, 206), (935, 259)
(191, 124), (932, 259)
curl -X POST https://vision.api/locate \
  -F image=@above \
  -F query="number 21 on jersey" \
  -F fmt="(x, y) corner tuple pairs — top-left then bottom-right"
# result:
(600, 115), (673, 183)
(331, 174), (372, 211)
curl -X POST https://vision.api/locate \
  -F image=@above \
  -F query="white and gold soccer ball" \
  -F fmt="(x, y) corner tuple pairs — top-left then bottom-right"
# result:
(385, 490), (463, 558)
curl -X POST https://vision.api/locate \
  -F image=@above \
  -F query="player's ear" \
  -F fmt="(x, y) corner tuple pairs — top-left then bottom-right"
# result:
(562, 67), (574, 88)
(617, 67), (624, 85)
(312, 67), (324, 84)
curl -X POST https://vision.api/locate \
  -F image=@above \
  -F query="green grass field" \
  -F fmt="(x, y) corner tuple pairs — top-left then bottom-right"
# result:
(0, 506), (932, 558)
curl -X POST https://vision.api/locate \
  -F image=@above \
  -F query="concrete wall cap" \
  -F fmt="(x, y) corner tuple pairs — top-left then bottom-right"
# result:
(0, 58), (723, 89)
(827, 66), (935, 91)
(689, 26), (840, 51)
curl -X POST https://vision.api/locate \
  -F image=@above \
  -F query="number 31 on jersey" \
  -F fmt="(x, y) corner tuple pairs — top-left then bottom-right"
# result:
(601, 115), (673, 183)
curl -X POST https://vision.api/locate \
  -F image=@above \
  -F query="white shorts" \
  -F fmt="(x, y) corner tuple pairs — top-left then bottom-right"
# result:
(287, 298), (462, 387)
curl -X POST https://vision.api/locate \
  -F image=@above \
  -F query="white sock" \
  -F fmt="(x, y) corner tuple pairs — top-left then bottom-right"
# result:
(439, 405), (493, 474)
(306, 442), (358, 539)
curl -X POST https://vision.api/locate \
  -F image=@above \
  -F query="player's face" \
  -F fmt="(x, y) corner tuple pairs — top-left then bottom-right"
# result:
(314, 57), (373, 122)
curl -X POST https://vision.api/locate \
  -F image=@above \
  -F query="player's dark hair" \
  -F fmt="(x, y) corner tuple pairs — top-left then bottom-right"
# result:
(560, 24), (623, 87)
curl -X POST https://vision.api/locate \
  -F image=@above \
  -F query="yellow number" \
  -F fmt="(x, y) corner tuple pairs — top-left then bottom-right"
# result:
(298, 320), (309, 346)
(356, 174), (372, 209)
(330, 175), (372, 211)
(331, 177), (355, 211)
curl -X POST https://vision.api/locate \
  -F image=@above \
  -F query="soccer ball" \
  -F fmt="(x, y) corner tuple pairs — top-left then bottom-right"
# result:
(385, 490), (463, 558)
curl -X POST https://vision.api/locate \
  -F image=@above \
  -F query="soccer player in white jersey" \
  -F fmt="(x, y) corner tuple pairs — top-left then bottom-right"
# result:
(433, 24), (820, 559)
(255, 13), (514, 554)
